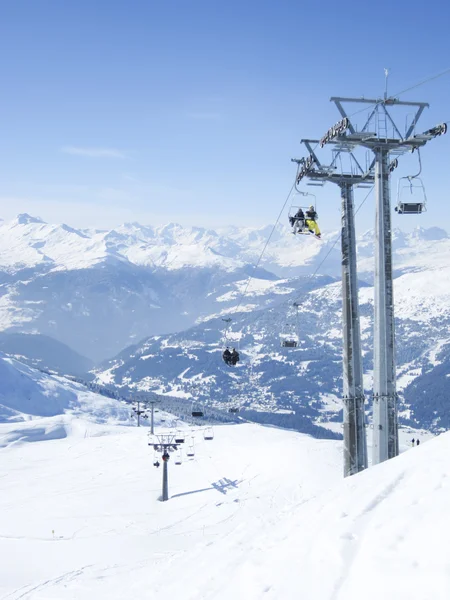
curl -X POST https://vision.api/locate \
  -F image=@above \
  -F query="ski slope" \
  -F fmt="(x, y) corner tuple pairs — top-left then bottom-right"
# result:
(1, 415), (449, 600)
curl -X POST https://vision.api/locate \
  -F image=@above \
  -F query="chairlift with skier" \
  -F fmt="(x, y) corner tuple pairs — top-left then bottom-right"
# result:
(288, 192), (321, 239)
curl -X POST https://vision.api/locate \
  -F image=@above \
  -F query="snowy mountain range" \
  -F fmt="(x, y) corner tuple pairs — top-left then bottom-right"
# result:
(0, 213), (339, 361)
(1, 213), (449, 433)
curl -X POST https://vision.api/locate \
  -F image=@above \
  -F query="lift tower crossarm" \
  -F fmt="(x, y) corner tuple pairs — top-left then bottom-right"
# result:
(330, 97), (429, 145)
(299, 139), (375, 186)
(330, 96), (429, 108)
(302, 140), (322, 168)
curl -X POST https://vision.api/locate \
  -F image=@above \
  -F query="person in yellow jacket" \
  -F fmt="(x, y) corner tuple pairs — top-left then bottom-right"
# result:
(305, 205), (321, 239)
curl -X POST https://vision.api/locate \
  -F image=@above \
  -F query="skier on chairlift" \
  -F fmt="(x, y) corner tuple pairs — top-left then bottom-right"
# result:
(230, 348), (240, 365)
(289, 207), (305, 234)
(305, 205), (321, 239)
(223, 347), (232, 365)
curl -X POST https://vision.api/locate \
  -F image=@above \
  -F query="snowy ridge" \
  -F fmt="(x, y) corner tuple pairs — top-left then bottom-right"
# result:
(0, 213), (337, 274)
(0, 352), (133, 446)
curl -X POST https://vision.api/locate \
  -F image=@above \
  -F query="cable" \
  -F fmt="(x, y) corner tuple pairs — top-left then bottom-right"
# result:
(231, 180), (296, 317)
(234, 184), (375, 336)
(346, 67), (450, 122)
(294, 184), (374, 289)
(392, 66), (450, 98)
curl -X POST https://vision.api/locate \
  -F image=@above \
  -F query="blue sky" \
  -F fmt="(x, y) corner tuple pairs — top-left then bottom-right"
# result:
(0, 0), (449, 233)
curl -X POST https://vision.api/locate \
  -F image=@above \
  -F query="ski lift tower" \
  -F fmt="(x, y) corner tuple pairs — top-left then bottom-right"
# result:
(326, 95), (446, 465)
(293, 137), (374, 476)
(150, 432), (182, 501)
(132, 394), (162, 433)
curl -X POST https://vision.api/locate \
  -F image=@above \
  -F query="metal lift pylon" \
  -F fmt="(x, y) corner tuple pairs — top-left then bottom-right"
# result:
(293, 143), (372, 477)
(326, 95), (446, 465)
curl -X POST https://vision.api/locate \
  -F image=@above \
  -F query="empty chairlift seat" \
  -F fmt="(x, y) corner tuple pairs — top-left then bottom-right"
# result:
(281, 339), (298, 348)
(395, 202), (424, 214)
(204, 427), (214, 441)
(174, 431), (185, 443)
(395, 176), (427, 215)
(191, 400), (204, 418)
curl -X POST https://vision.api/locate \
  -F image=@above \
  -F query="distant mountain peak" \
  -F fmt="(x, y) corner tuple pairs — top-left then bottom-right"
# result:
(410, 226), (448, 241)
(13, 213), (46, 226)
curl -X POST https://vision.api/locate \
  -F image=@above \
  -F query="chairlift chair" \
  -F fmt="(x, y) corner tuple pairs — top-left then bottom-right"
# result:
(174, 450), (182, 465)
(186, 437), (195, 457)
(280, 302), (301, 348)
(288, 205), (317, 235)
(204, 427), (214, 441)
(281, 339), (298, 348)
(191, 400), (204, 418)
(175, 431), (185, 444)
(395, 176), (427, 215)
(279, 324), (299, 348)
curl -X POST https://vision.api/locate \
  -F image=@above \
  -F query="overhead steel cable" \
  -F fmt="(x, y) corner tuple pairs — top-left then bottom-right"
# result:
(231, 180), (296, 317)
(233, 184), (375, 334)
(345, 67), (450, 122)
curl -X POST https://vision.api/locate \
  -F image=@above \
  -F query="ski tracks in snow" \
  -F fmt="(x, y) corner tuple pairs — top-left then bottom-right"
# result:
(329, 471), (406, 600)
(1, 566), (93, 600)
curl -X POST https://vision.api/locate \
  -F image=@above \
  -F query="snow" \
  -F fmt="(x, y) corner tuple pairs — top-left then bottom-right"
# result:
(0, 361), (449, 600)
(0, 214), (334, 275)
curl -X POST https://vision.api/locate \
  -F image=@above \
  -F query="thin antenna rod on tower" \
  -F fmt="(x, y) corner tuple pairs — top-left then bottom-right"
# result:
(384, 68), (390, 101)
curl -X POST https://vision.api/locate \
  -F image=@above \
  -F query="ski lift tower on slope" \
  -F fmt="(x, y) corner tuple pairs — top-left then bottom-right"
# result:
(133, 393), (161, 434)
(292, 133), (374, 477)
(323, 94), (446, 466)
(149, 431), (184, 502)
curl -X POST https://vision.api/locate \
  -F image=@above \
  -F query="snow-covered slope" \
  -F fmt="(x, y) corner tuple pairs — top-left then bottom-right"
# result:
(0, 332), (93, 376)
(0, 409), (446, 599)
(0, 352), (133, 447)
